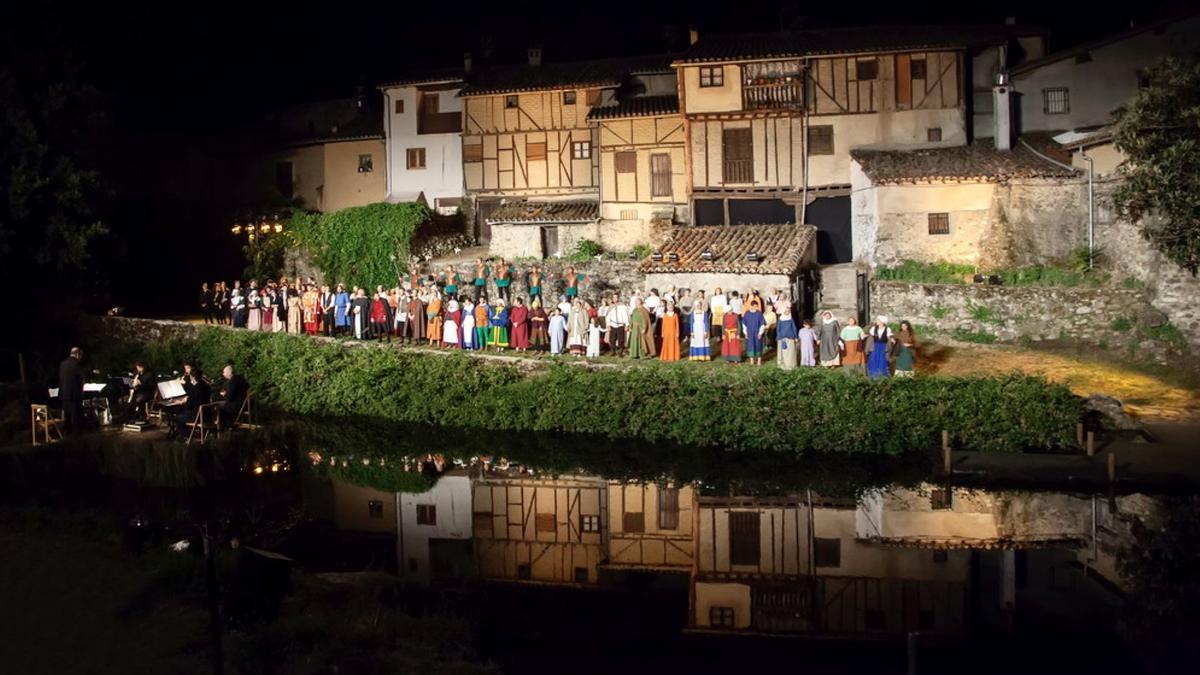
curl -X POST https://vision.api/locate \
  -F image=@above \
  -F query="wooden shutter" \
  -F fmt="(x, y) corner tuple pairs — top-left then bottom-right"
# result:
(615, 151), (637, 173)
(657, 487), (679, 529)
(623, 511), (645, 533)
(807, 125), (834, 156)
(394, 99), (404, 114)
(416, 504), (436, 525)
(896, 54), (912, 108)
(814, 537), (841, 567)
(722, 128), (753, 183)
(536, 512), (556, 533)
(729, 511), (760, 566)
(423, 93), (440, 114)
(527, 141), (547, 161)
(650, 153), (672, 198)
(928, 213), (950, 235)
(586, 89), (602, 106)
(463, 143), (483, 162)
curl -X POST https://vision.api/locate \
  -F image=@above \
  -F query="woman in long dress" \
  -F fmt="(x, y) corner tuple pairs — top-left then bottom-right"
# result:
(442, 299), (461, 349)
(566, 298), (589, 356)
(721, 310), (742, 363)
(798, 319), (818, 367)
(530, 300), (548, 352)
(287, 293), (302, 334)
(549, 308), (566, 355)
(817, 311), (841, 367)
(302, 286), (320, 335)
(895, 321), (918, 377)
(776, 312), (799, 370)
(510, 298), (530, 352)
(688, 301), (710, 362)
(461, 300), (475, 351)
(659, 301), (680, 362)
(742, 304), (766, 365)
(840, 317), (866, 376)
(247, 289), (262, 331)
(867, 316), (894, 379)
(334, 284), (350, 336)
(426, 293), (443, 347)
(487, 299), (509, 350)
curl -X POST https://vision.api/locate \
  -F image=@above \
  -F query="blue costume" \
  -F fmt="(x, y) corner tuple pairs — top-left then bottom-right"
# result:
(867, 326), (892, 378)
(335, 291), (351, 328)
(742, 311), (766, 358)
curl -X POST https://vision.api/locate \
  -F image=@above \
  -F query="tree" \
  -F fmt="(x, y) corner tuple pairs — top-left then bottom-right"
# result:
(1111, 57), (1200, 274)
(0, 13), (109, 283)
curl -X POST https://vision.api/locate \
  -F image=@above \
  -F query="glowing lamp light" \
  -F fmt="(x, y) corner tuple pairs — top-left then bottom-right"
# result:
(231, 224), (242, 235)
(273, 223), (284, 233)
(259, 223), (271, 233)
(248, 233), (256, 242)
(252, 465), (264, 475)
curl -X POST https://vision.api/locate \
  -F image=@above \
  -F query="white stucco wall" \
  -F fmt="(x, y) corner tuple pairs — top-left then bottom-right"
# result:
(1013, 15), (1200, 132)
(382, 82), (464, 208)
(397, 474), (472, 584)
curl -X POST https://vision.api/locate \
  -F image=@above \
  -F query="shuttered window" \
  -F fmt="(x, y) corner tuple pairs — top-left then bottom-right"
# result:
(814, 537), (841, 567)
(535, 512), (556, 533)
(808, 125), (834, 155)
(394, 99), (404, 114)
(855, 58), (878, 80)
(721, 128), (753, 183)
(927, 127), (942, 142)
(586, 89), (602, 106)
(623, 511), (645, 533)
(406, 148), (426, 169)
(928, 213), (950, 235)
(650, 154), (672, 198)
(463, 143), (483, 162)
(729, 511), (760, 566)
(615, 151), (637, 173)
(911, 59), (927, 79)
(527, 141), (547, 161)
(657, 486), (679, 529)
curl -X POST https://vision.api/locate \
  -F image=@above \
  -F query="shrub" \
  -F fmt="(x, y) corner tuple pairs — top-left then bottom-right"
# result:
(288, 202), (430, 287)
(930, 304), (950, 320)
(965, 301), (1003, 325)
(952, 328), (997, 344)
(875, 260), (974, 285)
(1120, 276), (1146, 290)
(1110, 316), (1134, 332)
(1144, 322), (1187, 349)
(96, 327), (1081, 454)
(571, 239), (603, 259)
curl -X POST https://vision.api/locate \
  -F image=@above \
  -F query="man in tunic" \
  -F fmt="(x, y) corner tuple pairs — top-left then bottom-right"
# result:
(605, 295), (630, 356)
(406, 290), (426, 344)
(742, 303), (767, 365)
(530, 298), (549, 352)
(487, 299), (509, 350)
(526, 266), (544, 305)
(776, 313), (800, 370)
(840, 316), (866, 375)
(351, 288), (372, 340)
(567, 298), (589, 356)
(440, 266), (461, 299)
(627, 297), (657, 359)
(370, 288), (391, 342)
(494, 258), (514, 303)
(473, 297), (490, 350)
(321, 285), (336, 337)
(563, 266), (586, 300)
(510, 297), (530, 352)
(426, 291), (443, 347)
(302, 285), (321, 335)
(817, 311), (841, 367)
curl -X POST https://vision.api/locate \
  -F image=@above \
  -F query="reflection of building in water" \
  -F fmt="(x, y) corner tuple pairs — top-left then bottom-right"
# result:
(398, 469), (473, 583)
(693, 494), (971, 636)
(472, 473), (607, 584)
(604, 482), (695, 572)
(331, 481), (397, 534)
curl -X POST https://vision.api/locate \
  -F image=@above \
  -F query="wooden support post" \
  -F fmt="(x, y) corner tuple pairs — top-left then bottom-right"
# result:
(942, 431), (952, 476)
(1086, 431), (1095, 457)
(1076, 422), (1084, 447)
(1107, 452), (1116, 484)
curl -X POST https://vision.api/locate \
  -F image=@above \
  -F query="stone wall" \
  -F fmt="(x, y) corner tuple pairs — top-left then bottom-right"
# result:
(82, 315), (204, 344)
(870, 280), (1167, 354)
(421, 259), (648, 303)
(488, 220), (661, 260)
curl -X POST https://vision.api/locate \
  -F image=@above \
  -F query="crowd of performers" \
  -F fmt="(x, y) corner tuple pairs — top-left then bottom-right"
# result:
(198, 259), (917, 376)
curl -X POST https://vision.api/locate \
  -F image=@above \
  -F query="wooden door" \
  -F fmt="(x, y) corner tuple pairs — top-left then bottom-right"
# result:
(476, 199), (500, 245)
(541, 226), (559, 258)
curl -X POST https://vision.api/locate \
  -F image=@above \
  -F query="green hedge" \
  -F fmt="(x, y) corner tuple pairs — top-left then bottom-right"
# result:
(101, 328), (1082, 455)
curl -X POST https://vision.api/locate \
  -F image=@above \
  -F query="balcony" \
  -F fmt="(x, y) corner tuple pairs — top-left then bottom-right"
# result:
(743, 80), (804, 111)
(418, 111), (462, 135)
(722, 159), (754, 184)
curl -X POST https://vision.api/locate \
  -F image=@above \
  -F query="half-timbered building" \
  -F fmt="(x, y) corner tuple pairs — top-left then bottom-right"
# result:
(471, 472), (608, 585)
(604, 482), (696, 572)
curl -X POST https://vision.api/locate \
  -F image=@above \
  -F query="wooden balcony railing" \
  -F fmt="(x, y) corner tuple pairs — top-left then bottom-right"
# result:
(743, 82), (804, 111)
(418, 112), (462, 135)
(723, 159), (754, 184)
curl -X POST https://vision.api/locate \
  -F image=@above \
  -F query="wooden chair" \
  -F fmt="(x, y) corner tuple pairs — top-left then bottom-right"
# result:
(228, 393), (255, 431)
(31, 404), (65, 446)
(185, 402), (222, 446)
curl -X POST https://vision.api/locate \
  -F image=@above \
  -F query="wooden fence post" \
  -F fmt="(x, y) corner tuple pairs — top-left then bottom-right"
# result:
(1086, 431), (1095, 457)
(1076, 422), (1084, 447)
(1107, 452), (1116, 484)
(942, 430), (952, 476)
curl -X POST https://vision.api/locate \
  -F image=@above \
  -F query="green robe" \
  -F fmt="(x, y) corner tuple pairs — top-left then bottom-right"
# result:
(628, 306), (657, 359)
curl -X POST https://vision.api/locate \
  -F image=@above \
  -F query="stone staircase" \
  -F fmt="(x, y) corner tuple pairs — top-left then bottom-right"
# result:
(817, 263), (860, 320)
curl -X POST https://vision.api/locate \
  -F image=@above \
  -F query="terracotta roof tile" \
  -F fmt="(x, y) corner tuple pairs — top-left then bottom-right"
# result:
(587, 95), (680, 121)
(459, 54), (675, 96)
(485, 200), (599, 225)
(641, 224), (815, 275)
(851, 144), (1077, 184)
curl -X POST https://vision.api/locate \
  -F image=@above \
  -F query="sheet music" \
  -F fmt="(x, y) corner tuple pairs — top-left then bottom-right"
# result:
(84, 383), (106, 393)
(157, 379), (187, 399)
(48, 388), (59, 398)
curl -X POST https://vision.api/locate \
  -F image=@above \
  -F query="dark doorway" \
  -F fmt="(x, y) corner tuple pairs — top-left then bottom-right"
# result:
(694, 199), (725, 226)
(806, 196), (852, 264)
(476, 198), (500, 245)
(540, 226), (560, 257)
(729, 199), (794, 225)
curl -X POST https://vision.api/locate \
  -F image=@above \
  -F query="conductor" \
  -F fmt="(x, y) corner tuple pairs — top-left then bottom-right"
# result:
(58, 347), (85, 434)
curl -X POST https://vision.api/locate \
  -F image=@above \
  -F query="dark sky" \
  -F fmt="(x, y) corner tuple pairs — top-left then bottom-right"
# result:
(47, 0), (1199, 134)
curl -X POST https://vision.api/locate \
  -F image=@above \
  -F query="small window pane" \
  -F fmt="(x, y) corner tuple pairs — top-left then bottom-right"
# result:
(358, 154), (373, 172)
(657, 486), (679, 528)
(406, 148), (426, 169)
(394, 99), (404, 114)
(563, 91), (577, 105)
(700, 66), (724, 88)
(856, 59), (878, 80)
(927, 127), (942, 142)
(709, 606), (735, 628)
(580, 514), (600, 533)
(416, 504), (436, 525)
(505, 95), (518, 109)
(572, 140), (591, 159)
(814, 537), (841, 567)
(622, 511), (645, 533)
(1043, 87), (1069, 114)
(911, 59), (927, 79)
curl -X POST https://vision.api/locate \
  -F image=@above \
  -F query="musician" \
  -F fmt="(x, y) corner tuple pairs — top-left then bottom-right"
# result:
(168, 363), (212, 440)
(58, 347), (85, 434)
(218, 364), (248, 429)
(123, 361), (157, 422)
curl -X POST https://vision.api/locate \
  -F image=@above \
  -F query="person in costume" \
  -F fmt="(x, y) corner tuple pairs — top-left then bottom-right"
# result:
(426, 291), (443, 347)
(817, 311), (841, 367)
(473, 297), (489, 350)
(487, 299), (509, 350)
(895, 321), (918, 377)
(406, 290), (426, 344)
(461, 300), (475, 350)
(742, 302), (767, 365)
(440, 266), (461, 298)
(659, 300), (681, 362)
(471, 258), (489, 303)
(247, 288), (262, 330)
(627, 297), (657, 359)
(442, 299), (462, 349)
(605, 295), (629, 356)
(721, 309), (742, 363)
(318, 285), (334, 336)
(563, 266), (586, 300)
(510, 297), (530, 352)
(530, 299), (549, 352)
(688, 301), (710, 362)
(867, 316), (894, 379)
(260, 287), (274, 332)
(393, 289), (408, 339)
(302, 284), (321, 335)
(548, 308), (566, 355)
(370, 288), (391, 342)
(709, 287), (727, 349)
(776, 312), (801, 370)
(526, 266), (544, 304)
(840, 316), (866, 375)
(567, 298), (589, 356)
(494, 258), (514, 303)
(586, 316), (602, 358)
(351, 288), (371, 339)
(285, 288), (301, 334)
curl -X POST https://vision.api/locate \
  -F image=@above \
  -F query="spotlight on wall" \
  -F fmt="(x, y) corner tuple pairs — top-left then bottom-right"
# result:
(700, 248), (714, 262)
(973, 274), (986, 284)
(651, 251), (663, 262)
(746, 251), (760, 263)
(668, 252), (679, 263)
(231, 224), (242, 235)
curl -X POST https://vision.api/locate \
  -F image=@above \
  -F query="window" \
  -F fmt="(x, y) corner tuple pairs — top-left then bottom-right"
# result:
(927, 127), (942, 143)
(463, 143), (483, 162)
(586, 89), (602, 106)
(580, 514), (600, 533)
(729, 511), (760, 566)
(505, 95), (518, 109)
(615, 151), (637, 173)
(721, 128), (753, 183)
(517, 563), (531, 580)
(423, 93), (440, 114)
(275, 161), (294, 200)
(536, 512), (556, 533)
(650, 154), (672, 198)
(814, 537), (841, 567)
(563, 90), (577, 105)
(526, 141), (547, 161)
(1043, 87), (1070, 114)
(574, 566), (589, 582)
(357, 154), (374, 173)
(807, 125), (834, 156)
(657, 486), (679, 529)
(406, 148), (426, 169)
(931, 487), (952, 509)
(416, 504), (436, 525)
(394, 99), (404, 114)
(623, 511), (645, 533)
(699, 66), (724, 87)
(710, 606), (735, 628)
(928, 213), (950, 235)
(855, 58), (878, 80)
(572, 140), (591, 159)
(619, 209), (638, 220)
(368, 500), (384, 519)
(910, 58), (927, 79)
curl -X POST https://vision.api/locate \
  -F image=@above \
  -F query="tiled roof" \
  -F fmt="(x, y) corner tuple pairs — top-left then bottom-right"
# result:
(1058, 127), (1115, 151)
(587, 95), (680, 120)
(641, 224), (815, 275)
(851, 144), (1078, 184)
(675, 24), (1032, 63)
(458, 54), (675, 96)
(377, 67), (466, 89)
(1010, 10), (1198, 75)
(485, 200), (599, 225)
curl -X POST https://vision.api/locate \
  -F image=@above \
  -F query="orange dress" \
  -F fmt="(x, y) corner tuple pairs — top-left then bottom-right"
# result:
(659, 312), (680, 362)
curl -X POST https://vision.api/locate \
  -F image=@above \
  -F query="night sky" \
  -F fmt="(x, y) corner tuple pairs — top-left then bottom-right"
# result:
(21, 0), (1196, 313)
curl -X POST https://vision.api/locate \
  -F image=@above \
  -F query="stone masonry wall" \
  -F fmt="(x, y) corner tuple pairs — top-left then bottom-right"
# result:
(416, 259), (648, 303)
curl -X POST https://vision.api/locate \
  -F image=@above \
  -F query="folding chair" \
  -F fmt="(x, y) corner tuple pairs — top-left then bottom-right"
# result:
(185, 402), (222, 446)
(31, 404), (65, 446)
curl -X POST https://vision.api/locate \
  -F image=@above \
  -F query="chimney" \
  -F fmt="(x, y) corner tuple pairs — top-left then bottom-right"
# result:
(992, 73), (1012, 151)
(463, 51), (473, 74)
(688, 27), (700, 46)
(527, 46), (542, 67)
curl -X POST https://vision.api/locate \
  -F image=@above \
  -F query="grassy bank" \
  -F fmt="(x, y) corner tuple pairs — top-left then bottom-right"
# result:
(95, 327), (1082, 454)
